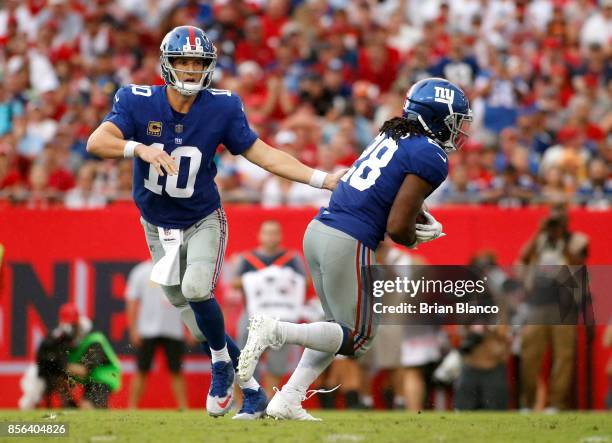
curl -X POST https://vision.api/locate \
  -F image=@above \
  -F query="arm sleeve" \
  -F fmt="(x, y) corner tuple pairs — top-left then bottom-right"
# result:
(102, 87), (136, 140)
(401, 143), (449, 189)
(221, 95), (259, 155)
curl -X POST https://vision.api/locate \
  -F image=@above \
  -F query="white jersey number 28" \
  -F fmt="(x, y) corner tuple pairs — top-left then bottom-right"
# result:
(341, 134), (398, 191)
(143, 143), (202, 198)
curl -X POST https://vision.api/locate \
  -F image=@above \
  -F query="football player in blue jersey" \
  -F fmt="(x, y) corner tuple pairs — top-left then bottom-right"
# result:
(86, 26), (345, 419)
(238, 78), (473, 420)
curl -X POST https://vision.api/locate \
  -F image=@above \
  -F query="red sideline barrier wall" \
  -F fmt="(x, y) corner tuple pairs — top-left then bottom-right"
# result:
(1, 205), (611, 409)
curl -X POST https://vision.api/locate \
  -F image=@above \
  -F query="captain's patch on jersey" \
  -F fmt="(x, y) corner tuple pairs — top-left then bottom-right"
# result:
(147, 121), (163, 136)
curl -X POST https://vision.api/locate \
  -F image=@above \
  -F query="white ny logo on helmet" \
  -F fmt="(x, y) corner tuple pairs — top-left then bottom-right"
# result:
(434, 86), (455, 105)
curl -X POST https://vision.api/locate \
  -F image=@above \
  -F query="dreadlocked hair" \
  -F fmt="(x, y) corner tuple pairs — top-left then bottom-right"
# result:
(379, 116), (429, 142)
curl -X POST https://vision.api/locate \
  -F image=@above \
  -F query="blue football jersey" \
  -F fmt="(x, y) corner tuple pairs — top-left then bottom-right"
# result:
(316, 133), (448, 250)
(103, 85), (258, 228)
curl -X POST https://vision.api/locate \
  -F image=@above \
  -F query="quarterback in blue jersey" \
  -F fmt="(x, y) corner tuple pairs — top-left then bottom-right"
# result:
(239, 78), (473, 420)
(87, 26), (344, 419)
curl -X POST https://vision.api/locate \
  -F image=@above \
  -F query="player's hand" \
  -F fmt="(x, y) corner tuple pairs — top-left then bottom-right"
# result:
(135, 144), (178, 176)
(413, 211), (445, 246)
(323, 168), (349, 191)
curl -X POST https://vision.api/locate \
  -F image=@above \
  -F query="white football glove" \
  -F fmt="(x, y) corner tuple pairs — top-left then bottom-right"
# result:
(409, 211), (445, 249)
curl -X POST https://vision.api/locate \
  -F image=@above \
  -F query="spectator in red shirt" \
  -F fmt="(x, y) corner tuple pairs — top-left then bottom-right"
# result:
(283, 106), (321, 167)
(566, 94), (606, 148)
(260, 75), (297, 122)
(261, 0), (289, 47)
(356, 27), (400, 93)
(0, 140), (24, 200)
(26, 163), (57, 208)
(232, 61), (268, 113)
(40, 142), (75, 193)
(327, 129), (358, 168)
(235, 16), (275, 69)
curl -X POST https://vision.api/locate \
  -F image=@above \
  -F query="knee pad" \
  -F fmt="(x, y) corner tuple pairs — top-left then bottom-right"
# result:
(181, 262), (214, 301)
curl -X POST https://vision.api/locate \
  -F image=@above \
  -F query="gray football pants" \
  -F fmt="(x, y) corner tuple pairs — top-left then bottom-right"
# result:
(303, 219), (378, 357)
(140, 208), (228, 342)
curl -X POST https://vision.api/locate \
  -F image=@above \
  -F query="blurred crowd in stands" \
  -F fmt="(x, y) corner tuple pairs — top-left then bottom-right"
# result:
(0, 0), (610, 209)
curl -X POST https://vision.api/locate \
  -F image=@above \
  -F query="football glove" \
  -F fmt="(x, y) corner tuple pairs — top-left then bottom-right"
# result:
(409, 211), (445, 248)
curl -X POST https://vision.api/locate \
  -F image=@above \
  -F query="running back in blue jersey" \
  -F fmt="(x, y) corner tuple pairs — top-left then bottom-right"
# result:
(103, 85), (258, 228)
(316, 133), (448, 250)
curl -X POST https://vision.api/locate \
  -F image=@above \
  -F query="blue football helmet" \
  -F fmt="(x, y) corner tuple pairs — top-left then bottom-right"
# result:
(160, 26), (217, 96)
(403, 77), (472, 151)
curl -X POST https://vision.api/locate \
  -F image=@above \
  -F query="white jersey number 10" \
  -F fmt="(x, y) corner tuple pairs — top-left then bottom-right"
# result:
(143, 143), (202, 198)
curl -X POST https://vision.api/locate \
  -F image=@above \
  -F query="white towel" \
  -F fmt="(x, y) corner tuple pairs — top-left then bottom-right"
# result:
(150, 228), (183, 286)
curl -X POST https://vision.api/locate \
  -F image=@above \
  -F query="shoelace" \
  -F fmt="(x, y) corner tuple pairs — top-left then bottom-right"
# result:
(272, 384), (341, 402)
(210, 363), (230, 396)
(304, 384), (341, 401)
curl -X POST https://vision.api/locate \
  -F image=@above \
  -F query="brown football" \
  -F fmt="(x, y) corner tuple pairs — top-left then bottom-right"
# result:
(416, 211), (428, 224)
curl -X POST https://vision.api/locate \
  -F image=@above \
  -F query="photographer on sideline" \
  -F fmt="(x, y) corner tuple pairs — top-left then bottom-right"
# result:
(518, 206), (589, 411)
(22, 303), (121, 409)
(453, 252), (512, 410)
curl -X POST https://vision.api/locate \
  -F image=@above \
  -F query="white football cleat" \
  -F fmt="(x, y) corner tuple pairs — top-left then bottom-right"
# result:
(238, 315), (282, 383)
(266, 387), (321, 421)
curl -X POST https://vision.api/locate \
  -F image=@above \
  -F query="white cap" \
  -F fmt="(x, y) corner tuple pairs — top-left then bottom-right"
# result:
(275, 130), (296, 145)
(237, 61), (262, 78)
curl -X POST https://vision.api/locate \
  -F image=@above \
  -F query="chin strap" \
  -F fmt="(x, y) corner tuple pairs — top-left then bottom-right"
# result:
(173, 83), (201, 96)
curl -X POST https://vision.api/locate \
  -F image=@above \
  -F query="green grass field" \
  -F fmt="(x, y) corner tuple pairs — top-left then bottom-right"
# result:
(0, 410), (610, 443)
